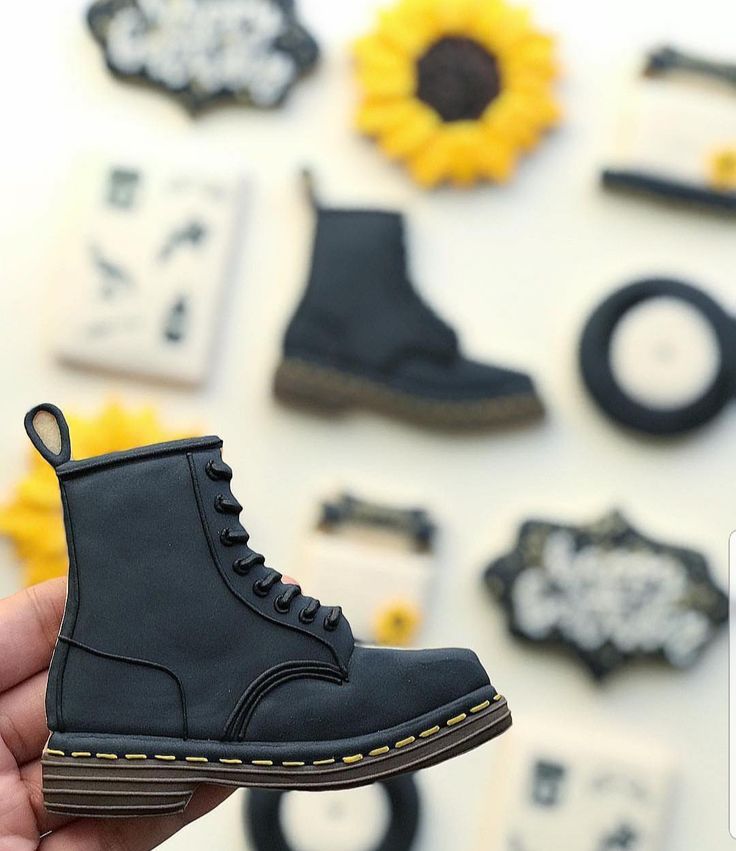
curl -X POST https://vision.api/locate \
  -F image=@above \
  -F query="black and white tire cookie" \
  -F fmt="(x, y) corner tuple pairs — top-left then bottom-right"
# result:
(579, 278), (736, 435)
(246, 774), (421, 851)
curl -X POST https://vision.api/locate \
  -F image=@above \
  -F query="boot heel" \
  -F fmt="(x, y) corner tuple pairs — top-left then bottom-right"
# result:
(42, 756), (197, 818)
(273, 358), (354, 414)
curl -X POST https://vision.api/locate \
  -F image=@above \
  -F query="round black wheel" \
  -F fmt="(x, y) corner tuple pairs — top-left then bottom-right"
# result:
(245, 774), (421, 851)
(579, 278), (736, 435)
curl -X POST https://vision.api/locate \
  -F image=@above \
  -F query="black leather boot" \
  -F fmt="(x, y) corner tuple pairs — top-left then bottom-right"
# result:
(28, 404), (512, 818)
(274, 187), (543, 429)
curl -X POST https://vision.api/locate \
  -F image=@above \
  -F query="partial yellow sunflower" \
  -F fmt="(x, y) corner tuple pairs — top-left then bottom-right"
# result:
(0, 401), (197, 586)
(354, 0), (560, 187)
(708, 146), (736, 191)
(374, 599), (422, 646)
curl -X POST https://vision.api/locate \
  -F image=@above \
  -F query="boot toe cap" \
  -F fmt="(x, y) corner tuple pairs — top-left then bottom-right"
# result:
(394, 356), (539, 402)
(244, 645), (494, 743)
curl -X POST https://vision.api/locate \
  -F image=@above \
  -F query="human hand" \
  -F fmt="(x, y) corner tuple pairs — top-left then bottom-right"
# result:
(0, 578), (232, 850)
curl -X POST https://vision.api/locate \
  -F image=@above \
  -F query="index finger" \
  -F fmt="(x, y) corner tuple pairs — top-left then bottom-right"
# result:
(0, 578), (66, 692)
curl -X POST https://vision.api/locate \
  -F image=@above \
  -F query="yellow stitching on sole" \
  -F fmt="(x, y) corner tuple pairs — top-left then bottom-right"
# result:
(46, 749), (65, 757)
(395, 736), (415, 748)
(125, 754), (147, 760)
(252, 760), (273, 766)
(493, 694), (503, 701)
(419, 726), (440, 738)
(155, 755), (176, 761)
(343, 754), (364, 764)
(447, 713), (467, 727)
(186, 756), (208, 763)
(219, 758), (243, 765)
(313, 758), (336, 766)
(96, 753), (118, 760)
(470, 700), (491, 713)
(71, 751), (91, 758)
(369, 746), (390, 756)
(283, 761), (305, 767)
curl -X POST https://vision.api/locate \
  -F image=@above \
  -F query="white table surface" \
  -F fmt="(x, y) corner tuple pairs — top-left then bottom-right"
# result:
(0, 1), (734, 849)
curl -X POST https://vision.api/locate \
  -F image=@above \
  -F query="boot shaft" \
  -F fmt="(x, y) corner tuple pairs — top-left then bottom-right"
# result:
(25, 405), (352, 740)
(284, 205), (457, 372)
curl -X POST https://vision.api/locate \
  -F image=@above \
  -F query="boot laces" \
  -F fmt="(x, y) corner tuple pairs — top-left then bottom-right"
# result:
(207, 458), (342, 631)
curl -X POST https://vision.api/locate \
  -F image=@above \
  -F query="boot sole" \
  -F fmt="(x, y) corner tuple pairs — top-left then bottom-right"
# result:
(42, 694), (510, 817)
(273, 358), (544, 430)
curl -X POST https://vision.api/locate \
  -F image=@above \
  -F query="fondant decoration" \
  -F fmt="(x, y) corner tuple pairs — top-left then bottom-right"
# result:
(0, 401), (195, 586)
(354, 0), (560, 187)
(485, 719), (675, 851)
(87, 0), (319, 112)
(33, 401), (511, 815)
(274, 176), (544, 429)
(602, 45), (736, 213)
(53, 153), (249, 386)
(709, 146), (736, 191)
(299, 493), (436, 647)
(580, 278), (736, 436)
(246, 774), (420, 851)
(485, 511), (727, 680)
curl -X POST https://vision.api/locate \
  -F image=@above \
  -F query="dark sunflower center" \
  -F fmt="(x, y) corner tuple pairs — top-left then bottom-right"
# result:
(416, 36), (501, 122)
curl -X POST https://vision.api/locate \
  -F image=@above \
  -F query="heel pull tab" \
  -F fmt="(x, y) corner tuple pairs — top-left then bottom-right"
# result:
(24, 403), (72, 468)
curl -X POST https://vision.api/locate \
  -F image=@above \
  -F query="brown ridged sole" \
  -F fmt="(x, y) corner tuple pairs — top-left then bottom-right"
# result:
(273, 358), (544, 430)
(42, 698), (511, 817)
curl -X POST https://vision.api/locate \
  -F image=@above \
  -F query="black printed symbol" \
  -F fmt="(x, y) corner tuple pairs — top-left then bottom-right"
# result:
(106, 168), (141, 209)
(90, 244), (133, 298)
(159, 221), (208, 262)
(530, 760), (567, 808)
(164, 295), (189, 343)
(598, 823), (639, 850)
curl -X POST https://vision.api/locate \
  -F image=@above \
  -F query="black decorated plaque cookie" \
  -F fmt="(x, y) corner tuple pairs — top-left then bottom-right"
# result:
(87, 0), (319, 112)
(580, 278), (736, 436)
(485, 511), (727, 680)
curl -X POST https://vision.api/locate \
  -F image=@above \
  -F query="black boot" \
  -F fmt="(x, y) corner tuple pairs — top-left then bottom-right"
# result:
(274, 185), (543, 429)
(28, 404), (511, 818)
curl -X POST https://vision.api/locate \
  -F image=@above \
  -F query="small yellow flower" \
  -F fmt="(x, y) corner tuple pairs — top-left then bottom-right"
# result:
(355, 0), (560, 187)
(0, 401), (197, 586)
(708, 146), (736, 191)
(374, 600), (422, 646)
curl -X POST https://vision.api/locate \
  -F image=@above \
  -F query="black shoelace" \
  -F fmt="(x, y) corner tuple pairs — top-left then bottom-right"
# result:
(206, 458), (342, 631)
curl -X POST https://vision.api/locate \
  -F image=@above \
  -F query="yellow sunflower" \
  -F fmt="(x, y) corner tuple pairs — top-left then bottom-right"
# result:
(354, 0), (560, 187)
(0, 401), (197, 586)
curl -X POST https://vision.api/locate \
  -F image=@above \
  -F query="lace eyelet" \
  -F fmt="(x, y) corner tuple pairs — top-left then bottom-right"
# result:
(274, 595), (291, 614)
(323, 616), (338, 632)
(299, 609), (316, 625)
(220, 529), (235, 546)
(253, 580), (270, 598)
(205, 460), (219, 481)
(214, 494), (226, 513)
(233, 558), (250, 576)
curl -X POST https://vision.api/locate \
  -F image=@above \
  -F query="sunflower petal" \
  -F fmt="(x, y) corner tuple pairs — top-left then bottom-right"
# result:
(407, 135), (455, 187)
(378, 105), (441, 158)
(357, 98), (424, 135)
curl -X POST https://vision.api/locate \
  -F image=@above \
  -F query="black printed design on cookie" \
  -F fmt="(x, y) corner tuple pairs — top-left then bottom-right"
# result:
(87, 0), (319, 112)
(484, 510), (727, 680)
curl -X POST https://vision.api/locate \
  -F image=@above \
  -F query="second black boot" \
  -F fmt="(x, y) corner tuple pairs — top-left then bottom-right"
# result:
(28, 404), (512, 818)
(274, 186), (544, 429)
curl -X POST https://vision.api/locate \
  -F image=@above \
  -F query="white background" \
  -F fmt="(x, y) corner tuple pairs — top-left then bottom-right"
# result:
(0, 1), (734, 849)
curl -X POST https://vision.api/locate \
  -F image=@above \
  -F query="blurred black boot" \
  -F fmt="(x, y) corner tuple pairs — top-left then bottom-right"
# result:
(274, 178), (544, 430)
